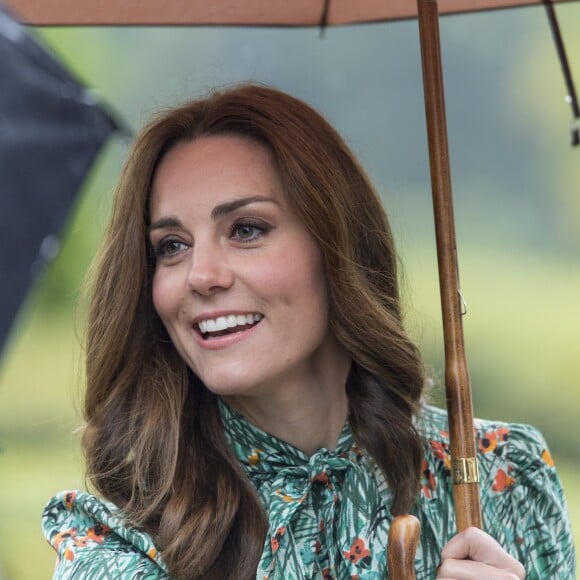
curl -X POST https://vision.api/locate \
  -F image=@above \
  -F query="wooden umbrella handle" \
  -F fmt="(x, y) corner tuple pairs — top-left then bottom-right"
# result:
(387, 515), (421, 580)
(416, 0), (482, 532)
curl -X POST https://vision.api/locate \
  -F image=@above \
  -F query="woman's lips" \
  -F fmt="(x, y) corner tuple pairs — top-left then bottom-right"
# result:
(192, 315), (264, 349)
(197, 313), (263, 336)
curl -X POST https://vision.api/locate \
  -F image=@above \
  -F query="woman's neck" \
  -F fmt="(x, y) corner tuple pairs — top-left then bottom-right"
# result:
(223, 358), (351, 455)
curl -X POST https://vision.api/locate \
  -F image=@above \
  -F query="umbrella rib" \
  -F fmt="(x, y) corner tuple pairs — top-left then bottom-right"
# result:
(543, 0), (580, 146)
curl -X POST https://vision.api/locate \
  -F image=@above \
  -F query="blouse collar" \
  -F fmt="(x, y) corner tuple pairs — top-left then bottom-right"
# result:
(218, 397), (360, 472)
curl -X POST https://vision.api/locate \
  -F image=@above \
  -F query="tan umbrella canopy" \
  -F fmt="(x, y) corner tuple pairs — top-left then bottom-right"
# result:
(3, 0), (577, 25)
(6, 0), (578, 576)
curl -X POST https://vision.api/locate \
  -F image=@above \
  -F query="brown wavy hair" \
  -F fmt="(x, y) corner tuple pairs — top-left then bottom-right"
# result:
(82, 83), (425, 579)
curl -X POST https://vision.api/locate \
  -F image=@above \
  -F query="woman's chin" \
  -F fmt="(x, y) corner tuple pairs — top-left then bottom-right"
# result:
(200, 375), (264, 399)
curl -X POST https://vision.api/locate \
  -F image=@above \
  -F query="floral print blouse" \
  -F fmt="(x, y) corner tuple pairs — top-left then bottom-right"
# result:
(42, 403), (575, 579)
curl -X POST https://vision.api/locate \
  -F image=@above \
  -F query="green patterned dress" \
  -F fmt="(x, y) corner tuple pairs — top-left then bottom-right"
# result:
(42, 403), (575, 579)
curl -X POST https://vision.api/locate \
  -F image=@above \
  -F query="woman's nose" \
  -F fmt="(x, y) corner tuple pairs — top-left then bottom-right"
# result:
(186, 246), (234, 296)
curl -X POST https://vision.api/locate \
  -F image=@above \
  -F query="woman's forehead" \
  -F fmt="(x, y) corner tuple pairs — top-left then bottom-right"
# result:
(149, 135), (285, 220)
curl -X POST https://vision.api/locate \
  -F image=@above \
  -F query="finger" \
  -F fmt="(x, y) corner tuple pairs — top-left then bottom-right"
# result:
(442, 527), (524, 575)
(437, 558), (523, 580)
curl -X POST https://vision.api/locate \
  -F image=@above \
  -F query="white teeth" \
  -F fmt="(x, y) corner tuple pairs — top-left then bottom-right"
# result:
(197, 313), (263, 335)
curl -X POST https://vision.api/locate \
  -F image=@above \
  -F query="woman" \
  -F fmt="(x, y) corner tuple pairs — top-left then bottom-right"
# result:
(43, 84), (574, 579)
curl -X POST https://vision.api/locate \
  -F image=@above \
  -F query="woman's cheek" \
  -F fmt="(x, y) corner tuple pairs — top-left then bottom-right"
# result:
(151, 272), (174, 321)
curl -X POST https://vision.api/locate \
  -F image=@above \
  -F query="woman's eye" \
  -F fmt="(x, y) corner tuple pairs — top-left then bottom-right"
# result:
(230, 221), (270, 243)
(153, 239), (188, 259)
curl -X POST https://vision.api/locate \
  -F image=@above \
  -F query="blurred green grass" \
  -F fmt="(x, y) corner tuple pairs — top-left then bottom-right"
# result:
(405, 242), (580, 457)
(0, 306), (83, 580)
(1, 243), (578, 579)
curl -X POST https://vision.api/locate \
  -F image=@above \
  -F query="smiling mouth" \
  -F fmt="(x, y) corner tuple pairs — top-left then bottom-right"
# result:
(197, 313), (263, 340)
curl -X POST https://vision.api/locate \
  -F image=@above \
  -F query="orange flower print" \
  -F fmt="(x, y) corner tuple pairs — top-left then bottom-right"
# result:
(86, 523), (110, 543)
(73, 536), (90, 548)
(496, 427), (509, 443)
(351, 444), (365, 462)
(343, 537), (371, 564)
(248, 448), (263, 466)
(541, 449), (555, 467)
(64, 548), (74, 561)
(492, 468), (515, 492)
(52, 528), (77, 550)
(430, 440), (451, 470)
(479, 432), (497, 453)
(271, 527), (286, 553)
(312, 471), (329, 485)
(420, 459), (437, 499)
(479, 427), (509, 454)
(68, 523), (111, 549)
(63, 491), (77, 510)
(275, 488), (302, 503)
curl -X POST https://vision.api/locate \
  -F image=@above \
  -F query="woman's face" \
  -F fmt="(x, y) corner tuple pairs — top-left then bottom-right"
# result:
(149, 135), (348, 399)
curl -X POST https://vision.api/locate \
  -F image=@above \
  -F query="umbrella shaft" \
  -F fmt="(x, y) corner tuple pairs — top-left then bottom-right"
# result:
(416, 0), (483, 532)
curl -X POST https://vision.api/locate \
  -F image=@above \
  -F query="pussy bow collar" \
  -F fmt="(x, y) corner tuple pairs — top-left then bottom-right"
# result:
(219, 399), (393, 580)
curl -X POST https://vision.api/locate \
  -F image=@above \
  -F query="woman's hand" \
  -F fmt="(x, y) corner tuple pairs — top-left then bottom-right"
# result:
(436, 527), (525, 579)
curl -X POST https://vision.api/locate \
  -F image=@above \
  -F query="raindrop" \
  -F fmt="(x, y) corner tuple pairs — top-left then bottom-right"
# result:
(0, 12), (24, 43)
(39, 235), (60, 261)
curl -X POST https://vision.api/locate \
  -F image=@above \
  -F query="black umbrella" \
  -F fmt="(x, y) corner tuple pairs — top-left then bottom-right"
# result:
(0, 4), (124, 356)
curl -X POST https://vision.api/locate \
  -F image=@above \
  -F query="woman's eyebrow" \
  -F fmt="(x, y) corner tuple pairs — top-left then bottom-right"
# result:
(211, 196), (279, 220)
(148, 196), (279, 234)
(148, 216), (182, 234)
